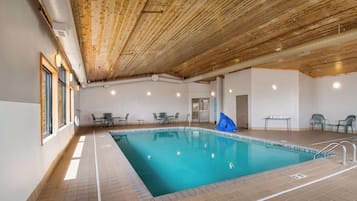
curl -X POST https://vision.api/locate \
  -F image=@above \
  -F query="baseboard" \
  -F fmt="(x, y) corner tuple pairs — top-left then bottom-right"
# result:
(27, 132), (75, 201)
(250, 127), (302, 131)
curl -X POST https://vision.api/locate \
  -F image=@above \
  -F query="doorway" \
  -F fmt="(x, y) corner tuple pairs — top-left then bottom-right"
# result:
(192, 98), (210, 122)
(236, 95), (248, 129)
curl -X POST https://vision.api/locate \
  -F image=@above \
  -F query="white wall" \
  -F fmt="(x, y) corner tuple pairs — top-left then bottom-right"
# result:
(313, 72), (357, 128)
(251, 69), (299, 129)
(0, 1), (75, 200)
(80, 81), (218, 125)
(222, 68), (357, 131)
(80, 81), (189, 125)
(223, 69), (251, 125)
(298, 73), (314, 129)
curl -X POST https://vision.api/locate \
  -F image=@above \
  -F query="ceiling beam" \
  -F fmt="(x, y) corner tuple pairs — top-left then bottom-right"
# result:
(107, 0), (149, 80)
(184, 29), (357, 83)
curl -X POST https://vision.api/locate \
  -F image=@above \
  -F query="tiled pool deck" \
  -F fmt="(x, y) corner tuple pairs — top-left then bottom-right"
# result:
(37, 123), (357, 201)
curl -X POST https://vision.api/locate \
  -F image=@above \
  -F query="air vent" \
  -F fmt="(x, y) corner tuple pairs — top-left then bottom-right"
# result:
(57, 30), (66, 37)
(53, 22), (68, 38)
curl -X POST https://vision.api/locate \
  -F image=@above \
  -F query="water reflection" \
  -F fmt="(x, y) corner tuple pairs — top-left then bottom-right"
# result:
(153, 131), (179, 140)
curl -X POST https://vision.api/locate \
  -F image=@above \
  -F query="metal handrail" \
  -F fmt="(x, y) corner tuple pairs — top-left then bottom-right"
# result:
(184, 113), (191, 131)
(340, 141), (357, 162)
(314, 142), (346, 165)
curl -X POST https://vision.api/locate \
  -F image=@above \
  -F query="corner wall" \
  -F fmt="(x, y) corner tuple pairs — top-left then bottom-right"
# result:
(80, 81), (189, 125)
(298, 73), (314, 129)
(313, 72), (357, 129)
(223, 69), (251, 125)
(0, 1), (76, 200)
(251, 69), (299, 129)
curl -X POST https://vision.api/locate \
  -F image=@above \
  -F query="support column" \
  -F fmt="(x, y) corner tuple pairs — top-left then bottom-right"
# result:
(216, 77), (223, 123)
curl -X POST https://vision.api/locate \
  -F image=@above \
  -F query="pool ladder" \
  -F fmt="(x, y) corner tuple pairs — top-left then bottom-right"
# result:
(184, 113), (191, 131)
(314, 140), (357, 165)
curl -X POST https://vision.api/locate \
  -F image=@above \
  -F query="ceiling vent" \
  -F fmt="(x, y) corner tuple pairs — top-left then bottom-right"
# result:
(53, 22), (68, 38)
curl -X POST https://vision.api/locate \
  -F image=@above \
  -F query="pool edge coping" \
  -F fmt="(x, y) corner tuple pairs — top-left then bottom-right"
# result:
(107, 126), (330, 199)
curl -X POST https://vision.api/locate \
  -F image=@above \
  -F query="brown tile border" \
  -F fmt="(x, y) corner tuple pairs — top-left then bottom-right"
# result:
(36, 124), (357, 201)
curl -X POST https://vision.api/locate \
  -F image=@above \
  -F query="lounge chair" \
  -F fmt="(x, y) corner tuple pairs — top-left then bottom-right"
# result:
(153, 113), (164, 123)
(159, 112), (168, 123)
(91, 113), (104, 126)
(169, 112), (179, 123)
(336, 115), (356, 133)
(118, 113), (129, 125)
(310, 114), (326, 130)
(103, 113), (114, 126)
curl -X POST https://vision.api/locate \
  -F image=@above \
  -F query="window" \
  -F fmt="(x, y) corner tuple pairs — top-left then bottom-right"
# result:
(40, 53), (72, 144)
(58, 65), (67, 127)
(42, 67), (52, 137)
(40, 53), (57, 143)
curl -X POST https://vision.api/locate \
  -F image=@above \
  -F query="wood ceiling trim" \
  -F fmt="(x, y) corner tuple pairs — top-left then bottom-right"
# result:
(255, 39), (357, 77)
(71, 0), (93, 79)
(106, 0), (149, 80)
(112, 0), (207, 77)
(173, 1), (357, 77)
(131, 0), (284, 76)
(71, 0), (357, 82)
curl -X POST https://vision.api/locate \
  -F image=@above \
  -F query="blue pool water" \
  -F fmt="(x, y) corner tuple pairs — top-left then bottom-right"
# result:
(111, 128), (315, 196)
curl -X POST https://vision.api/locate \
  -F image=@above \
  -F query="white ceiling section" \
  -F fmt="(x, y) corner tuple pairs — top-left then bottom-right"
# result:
(42, 0), (87, 85)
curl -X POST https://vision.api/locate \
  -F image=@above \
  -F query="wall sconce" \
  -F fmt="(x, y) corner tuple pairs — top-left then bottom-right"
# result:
(55, 53), (62, 67)
(147, 91), (151, 96)
(211, 91), (215, 96)
(332, 81), (341, 89)
(176, 92), (181, 97)
(228, 89), (233, 93)
(272, 84), (277, 90)
(110, 90), (116, 96)
(69, 73), (73, 82)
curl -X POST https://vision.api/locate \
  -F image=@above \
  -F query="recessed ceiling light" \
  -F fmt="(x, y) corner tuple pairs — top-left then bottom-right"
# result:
(332, 81), (341, 89)
(272, 84), (277, 90)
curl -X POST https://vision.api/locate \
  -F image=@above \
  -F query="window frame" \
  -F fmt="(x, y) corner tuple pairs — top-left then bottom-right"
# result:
(42, 67), (53, 137)
(40, 53), (57, 144)
(58, 65), (67, 128)
(40, 53), (71, 145)
(69, 87), (74, 123)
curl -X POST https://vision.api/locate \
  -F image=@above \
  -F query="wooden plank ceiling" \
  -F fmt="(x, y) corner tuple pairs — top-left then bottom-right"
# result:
(71, 0), (357, 82)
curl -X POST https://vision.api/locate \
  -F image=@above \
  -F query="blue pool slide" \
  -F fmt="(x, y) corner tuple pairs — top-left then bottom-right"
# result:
(216, 112), (237, 132)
